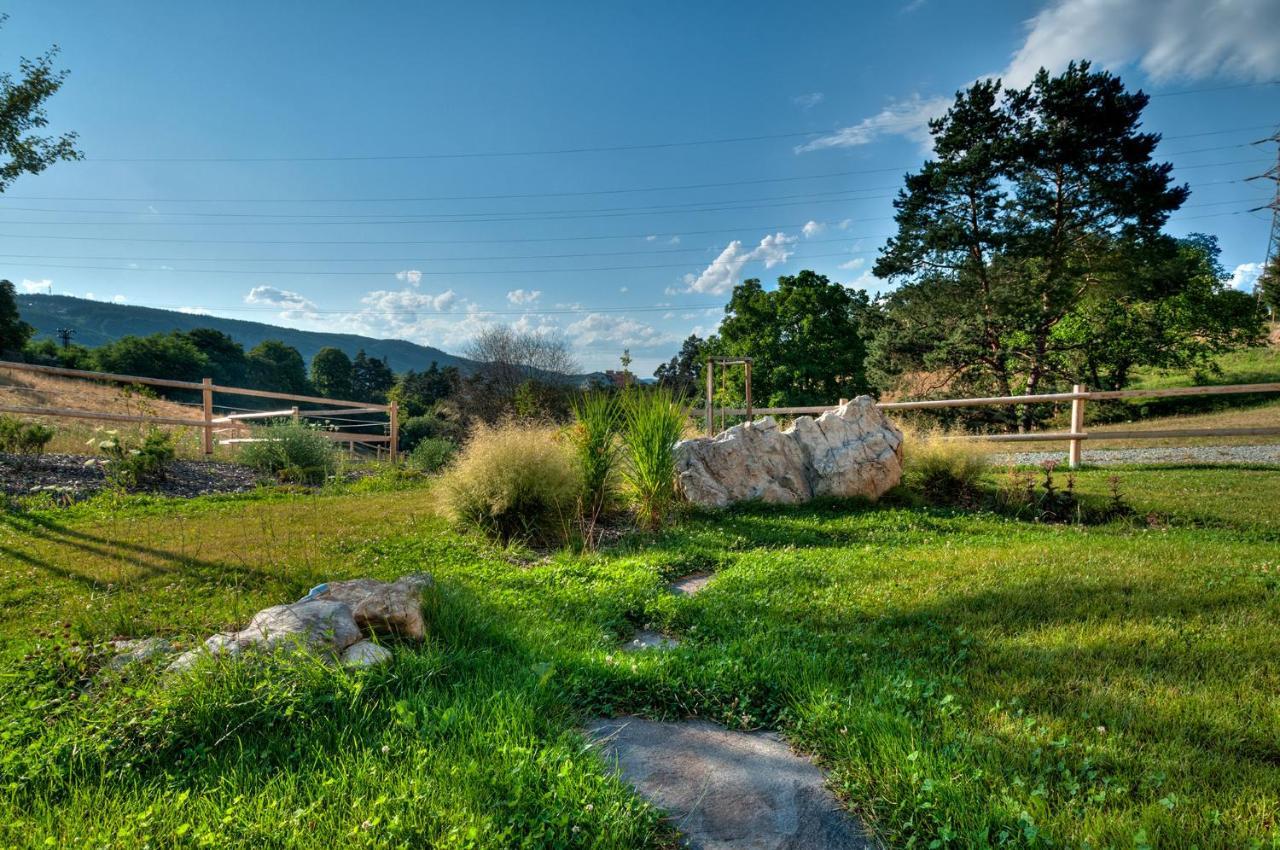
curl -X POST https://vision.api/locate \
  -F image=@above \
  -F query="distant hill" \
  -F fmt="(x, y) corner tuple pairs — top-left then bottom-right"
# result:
(17, 294), (477, 374)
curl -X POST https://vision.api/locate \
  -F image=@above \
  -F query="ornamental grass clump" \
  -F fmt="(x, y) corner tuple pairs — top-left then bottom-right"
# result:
(621, 388), (688, 530)
(439, 421), (581, 546)
(569, 392), (623, 541)
(901, 425), (990, 507)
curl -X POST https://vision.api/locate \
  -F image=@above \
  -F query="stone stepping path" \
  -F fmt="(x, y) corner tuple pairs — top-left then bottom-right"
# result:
(624, 629), (680, 651)
(670, 572), (713, 596)
(587, 717), (876, 849)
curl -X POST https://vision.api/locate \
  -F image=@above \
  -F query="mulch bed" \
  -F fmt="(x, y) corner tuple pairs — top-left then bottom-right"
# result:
(0, 452), (263, 501)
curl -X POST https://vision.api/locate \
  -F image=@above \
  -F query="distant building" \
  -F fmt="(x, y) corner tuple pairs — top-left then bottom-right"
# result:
(603, 370), (632, 388)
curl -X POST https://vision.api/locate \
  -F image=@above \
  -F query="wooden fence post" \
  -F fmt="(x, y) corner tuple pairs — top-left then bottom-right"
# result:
(291, 406), (300, 424)
(389, 401), (399, 462)
(705, 360), (714, 436)
(201, 377), (214, 457)
(1068, 384), (1086, 469)
(744, 360), (752, 422)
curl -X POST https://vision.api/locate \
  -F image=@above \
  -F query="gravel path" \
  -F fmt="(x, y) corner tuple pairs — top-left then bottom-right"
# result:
(0, 452), (262, 500)
(999, 443), (1280, 467)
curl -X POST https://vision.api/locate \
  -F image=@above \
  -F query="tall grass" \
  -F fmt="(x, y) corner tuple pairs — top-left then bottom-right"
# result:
(621, 388), (688, 530)
(438, 421), (581, 545)
(900, 424), (990, 506)
(570, 392), (623, 541)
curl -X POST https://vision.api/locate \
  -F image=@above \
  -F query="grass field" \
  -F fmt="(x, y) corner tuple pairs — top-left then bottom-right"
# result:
(2, 465), (1278, 848)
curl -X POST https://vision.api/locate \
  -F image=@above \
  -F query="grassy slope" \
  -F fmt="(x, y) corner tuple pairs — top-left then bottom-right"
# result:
(1, 470), (1278, 848)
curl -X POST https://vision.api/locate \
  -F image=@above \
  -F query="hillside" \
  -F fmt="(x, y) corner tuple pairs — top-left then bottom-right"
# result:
(17, 294), (477, 375)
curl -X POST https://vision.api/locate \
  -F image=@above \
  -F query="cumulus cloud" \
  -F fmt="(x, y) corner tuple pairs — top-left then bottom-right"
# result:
(1228, 262), (1264, 292)
(802, 220), (826, 238)
(19, 279), (52, 294)
(245, 285), (317, 312)
(506, 288), (542, 305)
(798, 0), (1280, 154)
(361, 288), (459, 315)
(792, 92), (825, 110)
(795, 94), (947, 153)
(838, 257), (866, 271)
(1004, 0), (1280, 87)
(395, 269), (423, 285)
(111, 294), (127, 304)
(566, 313), (674, 348)
(683, 232), (798, 295)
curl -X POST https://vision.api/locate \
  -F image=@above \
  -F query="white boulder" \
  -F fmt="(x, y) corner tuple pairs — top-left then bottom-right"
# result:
(675, 396), (903, 509)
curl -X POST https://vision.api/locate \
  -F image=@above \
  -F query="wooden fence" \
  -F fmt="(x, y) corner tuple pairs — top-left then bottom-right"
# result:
(712, 381), (1280, 468)
(0, 360), (399, 460)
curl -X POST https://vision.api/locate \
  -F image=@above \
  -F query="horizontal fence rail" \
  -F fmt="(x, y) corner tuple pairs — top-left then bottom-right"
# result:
(710, 381), (1280, 468)
(0, 359), (398, 460)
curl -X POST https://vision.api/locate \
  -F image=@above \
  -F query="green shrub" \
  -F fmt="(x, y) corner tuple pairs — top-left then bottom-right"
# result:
(901, 426), (989, 506)
(408, 437), (455, 473)
(621, 388), (688, 530)
(570, 392), (622, 536)
(439, 421), (580, 545)
(398, 408), (465, 452)
(0, 416), (54, 455)
(94, 429), (176, 490)
(238, 422), (337, 484)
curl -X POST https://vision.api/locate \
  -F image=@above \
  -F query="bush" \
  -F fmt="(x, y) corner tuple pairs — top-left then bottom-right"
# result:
(0, 416), (54, 455)
(901, 426), (989, 506)
(408, 437), (455, 473)
(238, 422), (337, 484)
(621, 388), (688, 530)
(570, 392), (622, 537)
(398, 407), (466, 452)
(438, 421), (580, 545)
(95, 429), (176, 490)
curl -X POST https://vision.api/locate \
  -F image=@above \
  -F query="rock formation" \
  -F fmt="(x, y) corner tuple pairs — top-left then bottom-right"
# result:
(675, 396), (903, 508)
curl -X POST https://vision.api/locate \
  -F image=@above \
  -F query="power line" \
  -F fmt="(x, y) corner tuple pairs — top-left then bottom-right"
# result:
(67, 84), (1279, 164)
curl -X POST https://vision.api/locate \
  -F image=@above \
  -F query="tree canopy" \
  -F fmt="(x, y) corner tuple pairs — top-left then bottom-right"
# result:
(0, 16), (81, 193)
(709, 270), (870, 406)
(869, 61), (1260, 427)
(0, 279), (33, 355)
(247, 340), (310, 395)
(310, 347), (354, 400)
(654, 334), (706, 397)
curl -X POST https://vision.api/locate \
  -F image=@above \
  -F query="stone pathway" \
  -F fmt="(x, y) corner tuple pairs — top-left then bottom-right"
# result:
(624, 629), (680, 651)
(587, 717), (877, 850)
(670, 572), (713, 596)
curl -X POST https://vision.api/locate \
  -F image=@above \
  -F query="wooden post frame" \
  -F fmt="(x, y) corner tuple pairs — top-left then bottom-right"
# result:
(705, 356), (754, 435)
(388, 401), (399, 462)
(201, 377), (214, 457)
(1068, 384), (1086, 469)
(705, 360), (715, 436)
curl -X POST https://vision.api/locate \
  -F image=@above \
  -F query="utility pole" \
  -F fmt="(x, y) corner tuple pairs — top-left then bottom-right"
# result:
(1246, 129), (1279, 318)
(56, 327), (75, 349)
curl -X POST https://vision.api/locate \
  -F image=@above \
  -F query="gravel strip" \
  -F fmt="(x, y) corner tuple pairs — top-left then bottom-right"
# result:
(0, 452), (263, 500)
(997, 443), (1280, 468)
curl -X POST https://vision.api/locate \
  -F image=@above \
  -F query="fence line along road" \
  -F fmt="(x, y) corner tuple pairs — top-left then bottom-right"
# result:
(714, 381), (1280, 468)
(0, 359), (399, 460)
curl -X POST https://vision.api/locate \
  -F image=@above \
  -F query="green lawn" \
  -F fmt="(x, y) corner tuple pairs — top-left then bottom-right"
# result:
(2, 468), (1278, 848)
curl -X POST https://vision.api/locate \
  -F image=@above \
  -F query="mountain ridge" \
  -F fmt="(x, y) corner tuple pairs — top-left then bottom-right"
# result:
(17, 294), (478, 374)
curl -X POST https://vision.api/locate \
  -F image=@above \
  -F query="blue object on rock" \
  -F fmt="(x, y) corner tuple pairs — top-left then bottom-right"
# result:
(300, 582), (329, 602)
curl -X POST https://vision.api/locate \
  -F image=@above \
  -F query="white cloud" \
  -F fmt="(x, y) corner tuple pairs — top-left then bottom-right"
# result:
(792, 92), (825, 110)
(683, 232), (799, 295)
(361, 288), (459, 315)
(176, 306), (210, 315)
(111, 294), (127, 304)
(838, 257), (866, 271)
(645, 235), (658, 242)
(1228, 262), (1264, 292)
(668, 235), (681, 245)
(618, 286), (629, 293)
(799, 0), (1280, 157)
(1004, 0), (1280, 88)
(84, 292), (96, 300)
(795, 94), (947, 153)
(506, 288), (542, 305)
(19, 278), (52, 294)
(395, 269), (423, 286)
(566, 313), (674, 349)
(245, 285), (317, 312)
(432, 289), (458, 311)
(802, 220), (826, 238)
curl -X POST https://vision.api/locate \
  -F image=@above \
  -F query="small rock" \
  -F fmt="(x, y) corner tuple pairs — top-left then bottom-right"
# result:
(341, 639), (392, 668)
(234, 599), (363, 654)
(670, 573), (712, 596)
(107, 637), (171, 669)
(624, 630), (679, 651)
(316, 573), (433, 641)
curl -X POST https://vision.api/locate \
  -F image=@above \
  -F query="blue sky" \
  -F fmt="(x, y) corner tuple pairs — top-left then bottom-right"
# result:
(3, 0), (1278, 372)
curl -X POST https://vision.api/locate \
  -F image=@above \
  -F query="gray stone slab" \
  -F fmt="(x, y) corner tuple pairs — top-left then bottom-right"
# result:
(587, 717), (877, 850)
(670, 572), (713, 596)
(623, 629), (680, 651)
